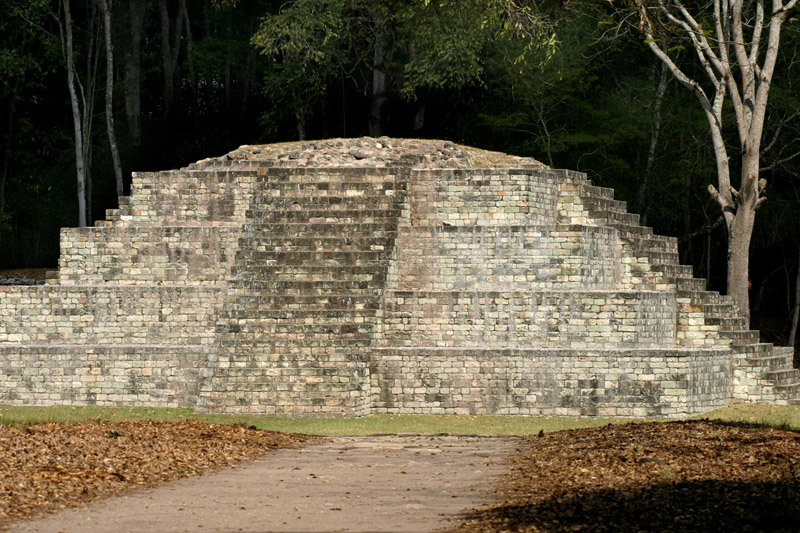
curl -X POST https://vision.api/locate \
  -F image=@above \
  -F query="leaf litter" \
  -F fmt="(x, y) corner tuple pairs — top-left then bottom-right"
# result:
(4, 418), (800, 532)
(456, 420), (800, 532)
(0, 420), (315, 529)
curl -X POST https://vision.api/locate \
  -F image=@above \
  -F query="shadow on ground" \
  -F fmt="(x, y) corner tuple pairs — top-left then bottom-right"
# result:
(463, 479), (800, 531)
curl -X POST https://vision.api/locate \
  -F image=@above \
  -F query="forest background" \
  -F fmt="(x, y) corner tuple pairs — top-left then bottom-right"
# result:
(1, 0), (798, 348)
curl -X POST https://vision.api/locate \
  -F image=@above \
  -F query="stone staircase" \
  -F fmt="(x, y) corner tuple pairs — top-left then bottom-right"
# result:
(199, 168), (407, 415)
(0, 167), (255, 408)
(573, 172), (800, 405)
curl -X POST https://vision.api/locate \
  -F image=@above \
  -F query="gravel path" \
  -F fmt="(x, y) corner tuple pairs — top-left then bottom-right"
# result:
(8, 435), (516, 533)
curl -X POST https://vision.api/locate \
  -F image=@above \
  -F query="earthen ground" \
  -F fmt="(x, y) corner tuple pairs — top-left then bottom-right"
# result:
(6, 434), (515, 533)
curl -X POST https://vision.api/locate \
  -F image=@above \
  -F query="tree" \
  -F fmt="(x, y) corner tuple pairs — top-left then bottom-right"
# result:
(58, 0), (101, 228)
(158, 0), (187, 121)
(616, 0), (800, 326)
(98, 0), (123, 198)
(122, 0), (145, 148)
(0, 0), (53, 244)
(252, 0), (354, 139)
(252, 0), (553, 138)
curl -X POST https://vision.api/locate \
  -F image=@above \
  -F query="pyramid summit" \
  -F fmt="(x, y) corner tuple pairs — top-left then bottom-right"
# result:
(0, 138), (796, 416)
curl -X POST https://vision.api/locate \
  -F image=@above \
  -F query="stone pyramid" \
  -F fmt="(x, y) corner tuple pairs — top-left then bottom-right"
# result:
(0, 138), (796, 417)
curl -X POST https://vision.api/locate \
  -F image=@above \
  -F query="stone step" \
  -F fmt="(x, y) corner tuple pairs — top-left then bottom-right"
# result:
(773, 346), (795, 356)
(237, 250), (390, 262)
(251, 191), (398, 204)
(680, 290), (724, 304)
(227, 280), (382, 294)
(229, 294), (380, 307)
(703, 303), (738, 318)
(45, 271), (59, 285)
(643, 250), (680, 265)
(765, 368), (800, 386)
(675, 277), (707, 292)
(132, 169), (255, 180)
(226, 310), (381, 321)
(217, 325), (376, 338)
(704, 316), (747, 329)
(249, 209), (402, 224)
(233, 266), (387, 282)
(732, 343), (774, 356)
(746, 353), (794, 371)
(721, 330), (760, 345)
(590, 209), (640, 227)
(250, 195), (402, 208)
(130, 171), (252, 195)
(241, 223), (397, 237)
(255, 181), (398, 194)
(237, 239), (394, 254)
(630, 233), (678, 246)
(185, 159), (266, 171)
(580, 196), (628, 214)
(221, 334), (377, 344)
(578, 183), (615, 200)
(776, 383), (800, 398)
(611, 223), (654, 238)
(626, 236), (679, 256)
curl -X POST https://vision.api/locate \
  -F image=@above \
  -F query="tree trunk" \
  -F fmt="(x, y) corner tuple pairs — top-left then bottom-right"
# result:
(99, 0), (123, 197)
(295, 112), (306, 141)
(0, 81), (19, 222)
(84, 3), (101, 224)
(124, 0), (144, 146)
(789, 246), (800, 347)
(413, 101), (426, 132)
(181, 0), (196, 113)
(637, 60), (670, 224)
(225, 13), (232, 113)
(61, 0), (88, 228)
(369, 34), (387, 137)
(727, 202), (756, 324)
(158, 0), (183, 119)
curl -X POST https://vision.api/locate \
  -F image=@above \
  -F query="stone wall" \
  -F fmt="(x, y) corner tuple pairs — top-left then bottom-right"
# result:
(57, 226), (236, 285)
(0, 345), (209, 407)
(392, 225), (622, 291)
(370, 347), (731, 417)
(379, 290), (677, 348)
(0, 285), (222, 345)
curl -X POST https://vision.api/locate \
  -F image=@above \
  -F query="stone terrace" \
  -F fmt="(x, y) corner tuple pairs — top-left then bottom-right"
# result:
(0, 138), (796, 417)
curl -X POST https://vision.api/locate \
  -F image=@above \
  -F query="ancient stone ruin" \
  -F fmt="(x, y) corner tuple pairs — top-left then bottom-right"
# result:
(0, 138), (797, 417)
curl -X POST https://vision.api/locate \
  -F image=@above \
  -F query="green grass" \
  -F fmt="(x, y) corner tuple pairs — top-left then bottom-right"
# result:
(0, 405), (643, 436)
(2, 403), (799, 436)
(695, 403), (800, 430)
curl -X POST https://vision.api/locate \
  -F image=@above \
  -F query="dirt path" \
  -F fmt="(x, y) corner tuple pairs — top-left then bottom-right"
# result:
(8, 435), (516, 533)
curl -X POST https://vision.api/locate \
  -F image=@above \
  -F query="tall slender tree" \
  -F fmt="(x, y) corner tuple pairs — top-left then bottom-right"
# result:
(59, 0), (91, 227)
(123, 0), (145, 147)
(98, 0), (123, 198)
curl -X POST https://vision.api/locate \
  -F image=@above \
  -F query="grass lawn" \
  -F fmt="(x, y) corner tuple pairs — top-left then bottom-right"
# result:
(2, 403), (799, 435)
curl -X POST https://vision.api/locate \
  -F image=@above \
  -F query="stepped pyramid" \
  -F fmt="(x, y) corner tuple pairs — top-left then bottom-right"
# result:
(0, 138), (797, 417)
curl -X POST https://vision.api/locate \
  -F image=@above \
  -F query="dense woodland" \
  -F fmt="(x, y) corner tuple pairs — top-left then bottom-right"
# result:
(0, 0), (798, 347)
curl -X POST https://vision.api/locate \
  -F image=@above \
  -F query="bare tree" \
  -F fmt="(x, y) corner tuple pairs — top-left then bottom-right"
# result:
(58, 0), (92, 227)
(123, 0), (145, 147)
(618, 0), (799, 326)
(159, 0), (186, 119)
(790, 246), (800, 346)
(98, 0), (123, 198)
